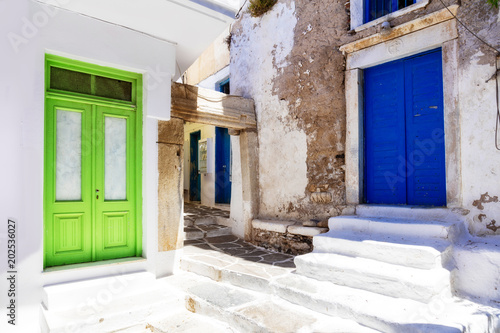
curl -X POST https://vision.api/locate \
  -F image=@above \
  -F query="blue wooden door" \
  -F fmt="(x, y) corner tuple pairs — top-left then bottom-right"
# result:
(189, 131), (201, 201)
(365, 50), (446, 206)
(215, 127), (231, 204)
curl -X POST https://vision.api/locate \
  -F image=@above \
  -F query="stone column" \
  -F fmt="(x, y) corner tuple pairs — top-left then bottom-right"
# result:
(239, 130), (260, 241)
(157, 117), (184, 252)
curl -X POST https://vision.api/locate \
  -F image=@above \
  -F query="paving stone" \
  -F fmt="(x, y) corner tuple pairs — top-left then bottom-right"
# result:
(184, 239), (205, 246)
(261, 253), (294, 262)
(205, 235), (239, 243)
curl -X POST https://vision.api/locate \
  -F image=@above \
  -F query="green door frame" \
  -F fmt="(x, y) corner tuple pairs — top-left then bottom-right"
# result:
(44, 55), (143, 268)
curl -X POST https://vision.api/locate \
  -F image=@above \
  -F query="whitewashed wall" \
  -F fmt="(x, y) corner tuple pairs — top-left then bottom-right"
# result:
(1, 1), (176, 331)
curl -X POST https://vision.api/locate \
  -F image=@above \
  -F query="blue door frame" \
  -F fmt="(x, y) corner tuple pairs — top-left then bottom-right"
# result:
(215, 127), (231, 204)
(364, 49), (446, 206)
(189, 131), (201, 202)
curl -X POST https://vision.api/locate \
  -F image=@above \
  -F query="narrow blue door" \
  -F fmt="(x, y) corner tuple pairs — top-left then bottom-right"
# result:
(365, 49), (446, 206)
(404, 51), (446, 206)
(215, 127), (231, 204)
(189, 131), (201, 202)
(365, 60), (407, 204)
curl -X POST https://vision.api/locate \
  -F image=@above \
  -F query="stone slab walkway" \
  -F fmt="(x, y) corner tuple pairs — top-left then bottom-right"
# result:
(184, 235), (296, 269)
(184, 202), (230, 226)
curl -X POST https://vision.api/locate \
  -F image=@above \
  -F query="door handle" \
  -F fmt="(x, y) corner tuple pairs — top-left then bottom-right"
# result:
(96, 189), (99, 199)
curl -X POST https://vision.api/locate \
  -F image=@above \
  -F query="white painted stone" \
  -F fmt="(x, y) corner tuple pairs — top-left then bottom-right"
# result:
(288, 225), (328, 237)
(42, 276), (188, 333)
(272, 273), (500, 333)
(252, 219), (297, 234)
(458, 52), (500, 237)
(313, 231), (450, 270)
(231, 2), (310, 220)
(294, 253), (451, 303)
(328, 215), (459, 240)
(452, 239), (500, 304)
(42, 272), (156, 311)
(187, 279), (379, 333)
(356, 205), (467, 223)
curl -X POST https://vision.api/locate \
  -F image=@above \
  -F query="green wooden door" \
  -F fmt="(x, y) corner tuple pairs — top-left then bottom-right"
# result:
(44, 98), (140, 267)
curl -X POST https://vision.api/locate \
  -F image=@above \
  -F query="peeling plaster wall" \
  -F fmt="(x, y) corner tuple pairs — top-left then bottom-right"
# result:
(231, 0), (350, 222)
(456, 0), (500, 237)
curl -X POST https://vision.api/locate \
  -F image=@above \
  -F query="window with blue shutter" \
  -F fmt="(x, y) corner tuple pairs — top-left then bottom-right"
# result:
(365, 0), (415, 22)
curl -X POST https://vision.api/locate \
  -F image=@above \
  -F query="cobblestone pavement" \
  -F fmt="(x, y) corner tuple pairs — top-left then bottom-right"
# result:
(185, 235), (296, 269)
(184, 202), (230, 226)
(183, 203), (296, 271)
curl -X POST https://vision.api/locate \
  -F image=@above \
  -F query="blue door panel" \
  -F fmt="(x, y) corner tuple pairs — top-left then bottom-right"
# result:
(215, 127), (231, 204)
(189, 131), (201, 201)
(365, 49), (446, 206)
(365, 60), (406, 204)
(404, 51), (446, 206)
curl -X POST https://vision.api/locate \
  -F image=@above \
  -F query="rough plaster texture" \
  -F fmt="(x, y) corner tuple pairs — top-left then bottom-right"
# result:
(455, 0), (500, 237)
(231, 0), (351, 222)
(158, 118), (185, 251)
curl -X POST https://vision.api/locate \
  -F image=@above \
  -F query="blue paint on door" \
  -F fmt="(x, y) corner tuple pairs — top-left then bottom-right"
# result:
(365, 49), (446, 206)
(190, 131), (201, 202)
(215, 127), (231, 204)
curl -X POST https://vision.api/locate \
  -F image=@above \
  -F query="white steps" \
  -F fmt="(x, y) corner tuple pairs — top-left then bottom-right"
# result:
(185, 279), (379, 333)
(313, 231), (451, 270)
(271, 273), (499, 333)
(295, 252), (451, 302)
(328, 215), (460, 240)
(41, 276), (187, 333)
(42, 272), (156, 311)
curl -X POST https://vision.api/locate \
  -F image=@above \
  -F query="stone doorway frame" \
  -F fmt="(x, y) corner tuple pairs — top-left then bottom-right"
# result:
(342, 18), (462, 208)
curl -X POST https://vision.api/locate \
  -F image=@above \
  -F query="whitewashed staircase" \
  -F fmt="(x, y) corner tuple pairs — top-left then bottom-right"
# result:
(283, 206), (500, 332)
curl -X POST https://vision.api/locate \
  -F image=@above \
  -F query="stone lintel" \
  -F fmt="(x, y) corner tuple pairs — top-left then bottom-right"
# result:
(340, 5), (459, 54)
(171, 82), (256, 130)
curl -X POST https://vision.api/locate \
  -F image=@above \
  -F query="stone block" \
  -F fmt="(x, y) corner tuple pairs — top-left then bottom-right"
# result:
(158, 118), (184, 145)
(252, 219), (296, 234)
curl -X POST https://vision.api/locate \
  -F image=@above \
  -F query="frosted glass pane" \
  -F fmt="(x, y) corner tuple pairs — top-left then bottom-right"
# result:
(105, 117), (127, 200)
(56, 110), (82, 201)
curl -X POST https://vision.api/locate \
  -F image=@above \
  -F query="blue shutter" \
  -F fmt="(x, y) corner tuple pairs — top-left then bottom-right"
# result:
(365, 60), (406, 204)
(404, 51), (446, 206)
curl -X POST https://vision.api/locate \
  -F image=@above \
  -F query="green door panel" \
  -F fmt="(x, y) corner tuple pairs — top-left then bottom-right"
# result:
(94, 106), (137, 261)
(44, 99), (93, 267)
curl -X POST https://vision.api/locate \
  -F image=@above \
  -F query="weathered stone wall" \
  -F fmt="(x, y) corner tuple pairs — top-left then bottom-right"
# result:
(252, 229), (313, 255)
(455, 0), (500, 236)
(231, 0), (500, 237)
(231, 0), (352, 223)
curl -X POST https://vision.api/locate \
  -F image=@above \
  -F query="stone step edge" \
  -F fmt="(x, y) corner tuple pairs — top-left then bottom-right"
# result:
(294, 253), (450, 303)
(355, 205), (469, 223)
(179, 255), (290, 293)
(270, 273), (495, 333)
(328, 216), (464, 241)
(252, 219), (328, 237)
(42, 271), (156, 311)
(41, 286), (185, 333)
(312, 231), (452, 270)
(185, 282), (380, 333)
